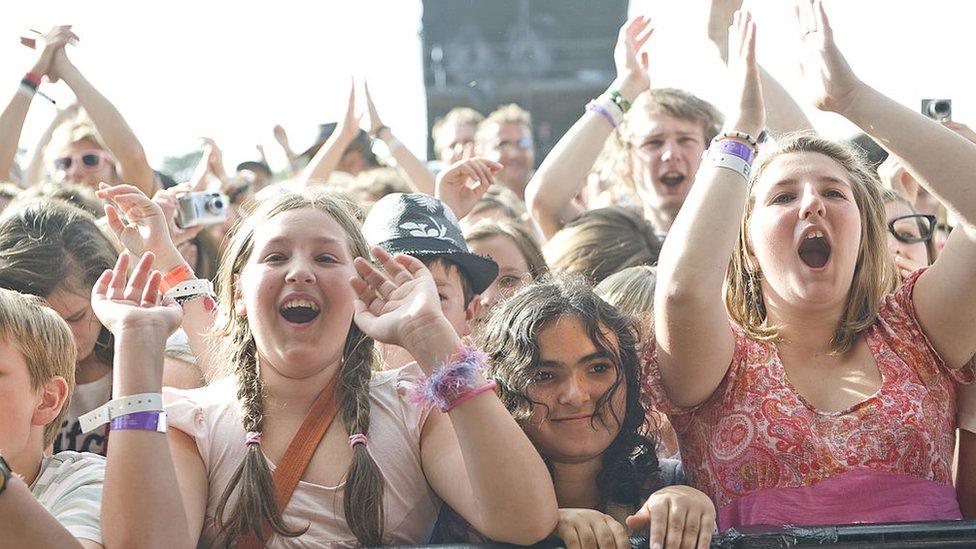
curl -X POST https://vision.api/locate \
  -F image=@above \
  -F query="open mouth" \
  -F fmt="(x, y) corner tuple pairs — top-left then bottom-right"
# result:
(797, 230), (831, 269)
(279, 299), (321, 324)
(659, 172), (686, 188)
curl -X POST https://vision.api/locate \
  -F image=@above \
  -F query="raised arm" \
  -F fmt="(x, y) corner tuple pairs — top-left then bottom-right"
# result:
(0, 27), (76, 184)
(708, 0), (813, 137)
(50, 49), (156, 196)
(23, 102), (80, 186)
(296, 81), (361, 186)
(653, 11), (764, 407)
(272, 124), (300, 177)
(792, 0), (976, 367)
(91, 252), (192, 549)
(525, 16), (652, 240)
(364, 82), (437, 194)
(351, 248), (558, 544)
(96, 184), (217, 380)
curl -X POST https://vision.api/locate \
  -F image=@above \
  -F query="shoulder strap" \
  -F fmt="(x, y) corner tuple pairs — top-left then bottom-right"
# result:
(238, 372), (342, 548)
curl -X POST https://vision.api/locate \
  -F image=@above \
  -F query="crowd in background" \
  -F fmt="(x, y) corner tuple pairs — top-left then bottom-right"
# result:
(1, 1), (976, 548)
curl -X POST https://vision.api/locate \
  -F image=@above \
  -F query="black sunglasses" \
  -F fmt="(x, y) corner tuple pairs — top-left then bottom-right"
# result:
(887, 214), (937, 244)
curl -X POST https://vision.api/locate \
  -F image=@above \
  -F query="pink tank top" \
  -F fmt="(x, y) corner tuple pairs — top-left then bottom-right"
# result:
(645, 269), (974, 531)
(165, 363), (440, 547)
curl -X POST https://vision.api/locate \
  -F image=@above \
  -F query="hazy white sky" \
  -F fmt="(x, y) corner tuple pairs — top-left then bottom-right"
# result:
(1, 0), (972, 173)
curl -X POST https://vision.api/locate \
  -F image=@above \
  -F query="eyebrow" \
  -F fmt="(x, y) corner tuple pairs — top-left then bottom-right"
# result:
(261, 235), (344, 247)
(537, 349), (615, 368)
(772, 176), (852, 188)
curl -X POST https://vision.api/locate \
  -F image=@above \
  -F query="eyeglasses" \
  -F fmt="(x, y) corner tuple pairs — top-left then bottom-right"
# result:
(888, 214), (937, 244)
(53, 150), (115, 172)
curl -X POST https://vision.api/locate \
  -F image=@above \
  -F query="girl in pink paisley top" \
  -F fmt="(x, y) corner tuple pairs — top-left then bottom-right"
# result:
(650, 4), (976, 532)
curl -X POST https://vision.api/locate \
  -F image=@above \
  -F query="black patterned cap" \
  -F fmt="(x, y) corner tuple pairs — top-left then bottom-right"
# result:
(362, 193), (499, 294)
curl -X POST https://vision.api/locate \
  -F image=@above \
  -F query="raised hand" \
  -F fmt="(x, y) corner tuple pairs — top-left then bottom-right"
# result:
(337, 78), (363, 140)
(435, 157), (502, 219)
(273, 124), (291, 149)
(554, 508), (630, 549)
(877, 155), (920, 206)
(28, 26), (79, 82)
(707, 0), (744, 59)
(91, 252), (182, 341)
(724, 10), (765, 138)
(793, 0), (863, 114)
(363, 81), (386, 135)
(626, 485), (716, 549)
(612, 16), (654, 100)
(200, 137), (228, 180)
(350, 247), (449, 350)
(97, 183), (185, 271)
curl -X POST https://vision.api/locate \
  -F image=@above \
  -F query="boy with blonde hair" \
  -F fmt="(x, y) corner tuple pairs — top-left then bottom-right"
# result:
(0, 287), (104, 547)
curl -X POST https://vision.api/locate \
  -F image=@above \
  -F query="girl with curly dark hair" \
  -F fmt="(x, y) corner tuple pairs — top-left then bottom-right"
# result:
(438, 276), (715, 549)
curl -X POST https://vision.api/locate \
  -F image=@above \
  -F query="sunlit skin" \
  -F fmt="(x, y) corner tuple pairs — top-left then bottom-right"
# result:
(748, 152), (862, 313)
(885, 200), (930, 270)
(627, 114), (707, 232)
(468, 235), (533, 327)
(54, 137), (117, 189)
(236, 209), (359, 381)
(481, 122), (535, 197)
(521, 316), (625, 466)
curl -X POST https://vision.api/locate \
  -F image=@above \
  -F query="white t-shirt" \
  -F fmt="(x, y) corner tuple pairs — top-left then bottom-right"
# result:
(53, 373), (111, 456)
(30, 451), (105, 543)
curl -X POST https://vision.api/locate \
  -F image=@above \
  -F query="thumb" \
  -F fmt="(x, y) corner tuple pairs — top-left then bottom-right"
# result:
(625, 508), (649, 531)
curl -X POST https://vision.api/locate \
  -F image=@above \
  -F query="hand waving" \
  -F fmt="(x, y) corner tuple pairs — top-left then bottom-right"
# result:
(794, 0), (863, 114)
(91, 252), (182, 341)
(97, 183), (185, 271)
(723, 10), (765, 139)
(434, 157), (502, 219)
(350, 247), (449, 350)
(612, 16), (654, 99)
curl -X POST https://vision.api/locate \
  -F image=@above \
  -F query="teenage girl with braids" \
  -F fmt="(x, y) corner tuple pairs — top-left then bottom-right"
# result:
(91, 185), (557, 547)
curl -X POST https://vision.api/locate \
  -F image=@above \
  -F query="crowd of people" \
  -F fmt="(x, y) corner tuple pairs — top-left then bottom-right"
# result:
(1, 1), (975, 548)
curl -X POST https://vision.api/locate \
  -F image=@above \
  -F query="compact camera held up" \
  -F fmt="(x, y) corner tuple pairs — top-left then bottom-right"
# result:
(175, 192), (228, 229)
(921, 99), (951, 122)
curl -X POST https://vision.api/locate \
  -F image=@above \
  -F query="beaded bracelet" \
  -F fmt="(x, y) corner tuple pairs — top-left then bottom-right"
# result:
(609, 90), (632, 113)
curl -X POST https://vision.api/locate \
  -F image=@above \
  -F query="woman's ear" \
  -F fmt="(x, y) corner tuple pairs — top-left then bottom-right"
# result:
(32, 376), (70, 428)
(233, 273), (246, 316)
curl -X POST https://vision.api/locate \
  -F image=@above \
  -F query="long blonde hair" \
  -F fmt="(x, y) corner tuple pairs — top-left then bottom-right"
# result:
(210, 189), (385, 546)
(725, 133), (898, 354)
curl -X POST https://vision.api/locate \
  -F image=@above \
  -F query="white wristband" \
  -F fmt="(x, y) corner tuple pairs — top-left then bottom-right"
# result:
(700, 150), (751, 180)
(79, 392), (165, 433)
(592, 94), (625, 126)
(165, 278), (214, 300)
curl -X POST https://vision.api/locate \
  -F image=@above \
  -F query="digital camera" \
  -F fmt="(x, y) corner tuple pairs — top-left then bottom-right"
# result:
(921, 99), (951, 122)
(175, 192), (228, 229)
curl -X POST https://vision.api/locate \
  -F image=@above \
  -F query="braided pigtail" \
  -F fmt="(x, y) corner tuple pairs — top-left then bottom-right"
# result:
(214, 336), (308, 547)
(339, 327), (385, 545)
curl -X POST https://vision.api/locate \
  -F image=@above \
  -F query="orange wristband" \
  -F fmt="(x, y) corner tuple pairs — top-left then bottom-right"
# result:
(161, 264), (194, 294)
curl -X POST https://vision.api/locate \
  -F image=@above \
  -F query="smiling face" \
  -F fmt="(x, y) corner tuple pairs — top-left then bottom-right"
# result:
(627, 113), (707, 218)
(469, 235), (533, 327)
(521, 315), (625, 465)
(236, 208), (359, 378)
(748, 152), (863, 310)
(53, 138), (117, 189)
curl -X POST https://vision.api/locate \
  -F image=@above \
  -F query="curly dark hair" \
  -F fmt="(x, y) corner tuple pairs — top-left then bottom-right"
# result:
(477, 275), (662, 509)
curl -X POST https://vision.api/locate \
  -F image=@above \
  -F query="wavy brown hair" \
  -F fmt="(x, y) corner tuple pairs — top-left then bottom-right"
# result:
(210, 189), (385, 546)
(725, 133), (898, 354)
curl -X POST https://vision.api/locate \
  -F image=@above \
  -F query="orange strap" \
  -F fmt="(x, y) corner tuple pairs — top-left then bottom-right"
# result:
(238, 373), (341, 548)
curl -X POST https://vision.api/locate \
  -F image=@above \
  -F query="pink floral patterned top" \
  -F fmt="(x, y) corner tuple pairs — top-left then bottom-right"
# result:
(645, 270), (974, 530)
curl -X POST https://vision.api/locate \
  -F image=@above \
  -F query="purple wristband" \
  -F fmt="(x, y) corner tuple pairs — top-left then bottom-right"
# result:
(586, 101), (618, 128)
(714, 139), (755, 164)
(110, 410), (167, 432)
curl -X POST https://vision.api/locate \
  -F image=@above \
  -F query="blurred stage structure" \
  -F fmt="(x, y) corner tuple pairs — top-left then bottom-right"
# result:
(420, 0), (629, 162)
